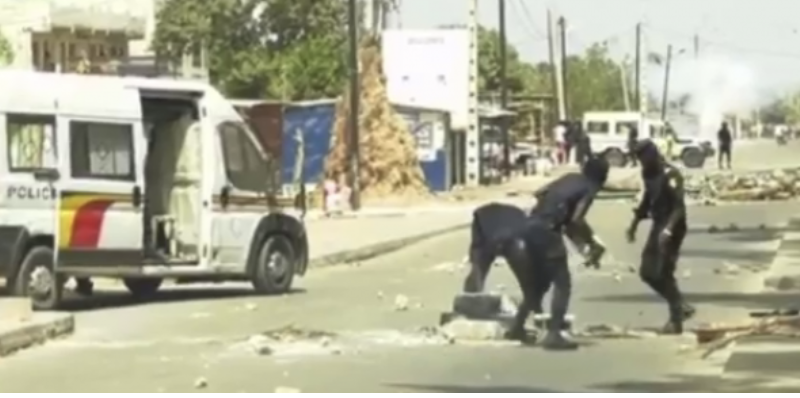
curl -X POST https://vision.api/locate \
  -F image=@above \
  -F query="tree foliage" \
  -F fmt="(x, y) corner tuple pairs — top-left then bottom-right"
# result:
(0, 31), (13, 65)
(154, 2), (627, 116)
(153, 0), (349, 100)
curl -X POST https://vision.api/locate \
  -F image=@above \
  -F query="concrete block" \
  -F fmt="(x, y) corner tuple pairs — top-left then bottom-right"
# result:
(452, 293), (503, 319)
(0, 298), (32, 323)
(440, 318), (508, 341)
(0, 312), (74, 356)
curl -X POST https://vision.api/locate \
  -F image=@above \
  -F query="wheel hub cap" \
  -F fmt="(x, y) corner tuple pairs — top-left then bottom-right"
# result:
(28, 266), (54, 298)
(267, 252), (289, 279)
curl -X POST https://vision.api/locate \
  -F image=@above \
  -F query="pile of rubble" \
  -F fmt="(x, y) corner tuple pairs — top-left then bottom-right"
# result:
(605, 167), (800, 203)
(686, 168), (800, 203)
(696, 311), (800, 359)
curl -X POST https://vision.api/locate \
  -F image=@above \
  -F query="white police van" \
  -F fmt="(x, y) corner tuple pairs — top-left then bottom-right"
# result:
(583, 111), (708, 168)
(0, 70), (308, 310)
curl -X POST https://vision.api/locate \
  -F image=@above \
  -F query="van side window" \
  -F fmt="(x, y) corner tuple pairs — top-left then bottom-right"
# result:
(69, 121), (135, 181)
(218, 122), (267, 191)
(6, 114), (58, 171)
(586, 121), (610, 134)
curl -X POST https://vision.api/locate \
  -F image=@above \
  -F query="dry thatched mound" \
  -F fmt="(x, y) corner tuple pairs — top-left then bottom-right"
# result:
(323, 40), (430, 200)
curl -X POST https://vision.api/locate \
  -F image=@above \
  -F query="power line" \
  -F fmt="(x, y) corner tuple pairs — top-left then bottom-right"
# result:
(648, 25), (800, 60)
(511, 0), (545, 39)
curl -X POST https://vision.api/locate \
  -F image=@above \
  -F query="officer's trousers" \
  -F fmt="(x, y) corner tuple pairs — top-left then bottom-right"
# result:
(464, 204), (572, 332)
(639, 220), (687, 320)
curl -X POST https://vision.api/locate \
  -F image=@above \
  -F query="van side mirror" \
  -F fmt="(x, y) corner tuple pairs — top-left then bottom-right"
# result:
(33, 168), (60, 182)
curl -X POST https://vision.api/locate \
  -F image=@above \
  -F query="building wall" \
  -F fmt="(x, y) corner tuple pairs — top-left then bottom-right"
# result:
(0, 0), (145, 71)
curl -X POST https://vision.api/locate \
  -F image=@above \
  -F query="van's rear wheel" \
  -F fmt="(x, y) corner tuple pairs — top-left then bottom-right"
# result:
(123, 278), (163, 298)
(603, 148), (628, 168)
(251, 235), (296, 295)
(681, 147), (705, 169)
(11, 246), (63, 311)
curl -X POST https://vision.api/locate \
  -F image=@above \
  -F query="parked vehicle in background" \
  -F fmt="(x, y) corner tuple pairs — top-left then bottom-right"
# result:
(582, 111), (709, 169)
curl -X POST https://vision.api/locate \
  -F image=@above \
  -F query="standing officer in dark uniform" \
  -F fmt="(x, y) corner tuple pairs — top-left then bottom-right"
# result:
(573, 121), (592, 166)
(717, 122), (733, 169)
(464, 157), (610, 350)
(626, 125), (639, 166)
(626, 140), (695, 334)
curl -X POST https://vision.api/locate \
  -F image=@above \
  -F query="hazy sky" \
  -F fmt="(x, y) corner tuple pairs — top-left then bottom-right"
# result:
(396, 0), (800, 102)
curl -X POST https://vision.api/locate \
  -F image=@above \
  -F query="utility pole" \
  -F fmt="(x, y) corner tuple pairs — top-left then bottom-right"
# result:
(498, 0), (510, 178)
(347, 0), (361, 209)
(660, 45), (673, 121)
(634, 23), (641, 111)
(693, 33), (699, 58)
(620, 59), (631, 111)
(547, 9), (565, 121)
(558, 16), (569, 120)
(465, 0), (480, 187)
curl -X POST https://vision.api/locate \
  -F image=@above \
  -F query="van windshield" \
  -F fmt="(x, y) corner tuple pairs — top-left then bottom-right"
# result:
(217, 121), (277, 193)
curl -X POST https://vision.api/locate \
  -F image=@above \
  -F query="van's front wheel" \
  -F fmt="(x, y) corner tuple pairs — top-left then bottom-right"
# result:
(11, 246), (63, 311)
(251, 235), (296, 295)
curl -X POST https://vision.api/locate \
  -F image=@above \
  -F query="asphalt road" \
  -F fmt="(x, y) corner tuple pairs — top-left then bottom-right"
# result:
(0, 201), (797, 393)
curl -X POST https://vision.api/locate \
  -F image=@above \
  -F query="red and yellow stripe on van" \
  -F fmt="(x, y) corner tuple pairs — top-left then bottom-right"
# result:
(58, 193), (128, 249)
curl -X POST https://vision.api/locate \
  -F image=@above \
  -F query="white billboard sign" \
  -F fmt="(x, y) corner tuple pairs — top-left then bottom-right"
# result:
(381, 29), (470, 130)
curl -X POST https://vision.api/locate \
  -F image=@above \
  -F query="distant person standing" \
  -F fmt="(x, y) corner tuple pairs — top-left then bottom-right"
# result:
(562, 121), (575, 164)
(574, 121), (591, 166)
(717, 122), (733, 169)
(554, 122), (567, 164)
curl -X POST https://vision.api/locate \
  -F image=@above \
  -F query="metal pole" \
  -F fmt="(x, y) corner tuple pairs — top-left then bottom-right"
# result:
(634, 23), (641, 111)
(347, 0), (361, 209)
(558, 16), (569, 119)
(547, 10), (564, 121)
(660, 45), (672, 121)
(466, 0), (480, 186)
(498, 0), (510, 178)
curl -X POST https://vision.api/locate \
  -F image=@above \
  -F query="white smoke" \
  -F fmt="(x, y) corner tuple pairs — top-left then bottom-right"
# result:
(648, 55), (760, 138)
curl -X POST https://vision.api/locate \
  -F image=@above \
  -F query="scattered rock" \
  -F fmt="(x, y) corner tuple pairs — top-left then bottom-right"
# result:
(708, 225), (720, 234)
(577, 324), (657, 339)
(441, 318), (507, 341)
(247, 335), (274, 355)
(194, 378), (208, 389)
(726, 223), (740, 232)
(394, 294), (410, 311)
(377, 290), (384, 299)
(452, 293), (504, 319)
(612, 272), (622, 282)
(243, 303), (258, 311)
(681, 269), (692, 279)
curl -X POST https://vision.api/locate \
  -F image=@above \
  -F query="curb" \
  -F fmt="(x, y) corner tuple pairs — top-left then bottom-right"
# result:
(308, 222), (470, 268)
(763, 230), (800, 291)
(0, 312), (75, 356)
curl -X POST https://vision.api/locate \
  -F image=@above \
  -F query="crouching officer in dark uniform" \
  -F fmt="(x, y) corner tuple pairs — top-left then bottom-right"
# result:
(463, 157), (610, 350)
(626, 140), (696, 334)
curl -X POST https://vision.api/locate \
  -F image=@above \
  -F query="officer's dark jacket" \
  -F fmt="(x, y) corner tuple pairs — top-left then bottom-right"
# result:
(532, 173), (599, 230)
(633, 163), (687, 228)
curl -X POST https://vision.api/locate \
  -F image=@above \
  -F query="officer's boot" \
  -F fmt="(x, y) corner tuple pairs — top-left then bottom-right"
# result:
(540, 279), (578, 351)
(74, 277), (94, 297)
(540, 319), (579, 351)
(662, 302), (695, 335)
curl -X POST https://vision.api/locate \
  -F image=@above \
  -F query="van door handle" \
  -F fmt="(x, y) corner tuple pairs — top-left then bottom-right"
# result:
(132, 185), (142, 208)
(220, 186), (231, 209)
